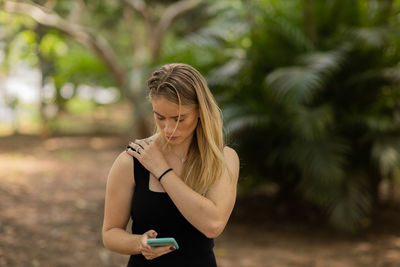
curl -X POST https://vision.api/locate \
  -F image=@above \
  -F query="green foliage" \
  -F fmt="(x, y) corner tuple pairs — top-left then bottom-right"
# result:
(160, 0), (248, 74)
(0, 10), (36, 38)
(39, 31), (68, 59)
(218, 0), (400, 233)
(6, 30), (38, 67)
(54, 45), (111, 88)
(2, 0), (400, 234)
(66, 98), (96, 114)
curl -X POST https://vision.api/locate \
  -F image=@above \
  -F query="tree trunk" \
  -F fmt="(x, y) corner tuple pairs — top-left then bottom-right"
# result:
(34, 24), (50, 138)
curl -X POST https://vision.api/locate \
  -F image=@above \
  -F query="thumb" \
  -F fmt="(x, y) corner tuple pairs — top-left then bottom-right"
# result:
(146, 230), (158, 238)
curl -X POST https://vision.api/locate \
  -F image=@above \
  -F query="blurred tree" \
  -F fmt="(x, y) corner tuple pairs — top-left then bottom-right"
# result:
(2, 0), (204, 137)
(2, 0), (400, 233)
(217, 0), (400, 232)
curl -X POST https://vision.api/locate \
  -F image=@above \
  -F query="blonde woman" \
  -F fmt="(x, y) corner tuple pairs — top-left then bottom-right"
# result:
(102, 63), (240, 266)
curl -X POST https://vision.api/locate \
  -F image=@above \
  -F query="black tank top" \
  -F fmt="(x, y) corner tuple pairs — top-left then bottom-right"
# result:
(127, 157), (217, 267)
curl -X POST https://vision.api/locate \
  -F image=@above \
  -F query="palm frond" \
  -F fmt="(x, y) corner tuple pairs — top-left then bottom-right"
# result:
(299, 50), (345, 75)
(266, 66), (324, 104)
(162, 0), (248, 67)
(290, 138), (349, 187)
(328, 175), (372, 233)
(266, 50), (345, 104)
(222, 104), (270, 135)
(207, 57), (246, 86)
(260, 8), (314, 52)
(291, 105), (334, 141)
(186, 0), (249, 47)
(344, 27), (389, 49)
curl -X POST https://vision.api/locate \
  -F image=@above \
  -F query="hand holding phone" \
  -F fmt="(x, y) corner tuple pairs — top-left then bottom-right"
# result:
(147, 237), (179, 250)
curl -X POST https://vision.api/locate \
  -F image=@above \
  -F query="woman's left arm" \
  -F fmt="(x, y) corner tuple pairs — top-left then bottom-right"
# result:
(128, 140), (240, 238)
(161, 147), (239, 238)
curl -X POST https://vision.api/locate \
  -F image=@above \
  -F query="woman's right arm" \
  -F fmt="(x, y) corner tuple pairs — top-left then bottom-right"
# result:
(103, 151), (175, 260)
(102, 151), (143, 255)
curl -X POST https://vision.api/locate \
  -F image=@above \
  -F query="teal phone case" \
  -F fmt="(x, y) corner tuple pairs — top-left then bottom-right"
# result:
(147, 237), (179, 249)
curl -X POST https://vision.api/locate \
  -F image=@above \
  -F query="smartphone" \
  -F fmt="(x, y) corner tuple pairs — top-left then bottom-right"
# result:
(147, 238), (179, 250)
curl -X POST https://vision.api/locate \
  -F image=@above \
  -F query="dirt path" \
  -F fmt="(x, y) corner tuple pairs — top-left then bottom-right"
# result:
(0, 135), (399, 267)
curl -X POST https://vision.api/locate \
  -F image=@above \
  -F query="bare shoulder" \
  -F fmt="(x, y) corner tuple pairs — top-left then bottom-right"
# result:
(114, 151), (134, 171)
(108, 151), (135, 187)
(223, 146), (240, 180)
(223, 146), (239, 164)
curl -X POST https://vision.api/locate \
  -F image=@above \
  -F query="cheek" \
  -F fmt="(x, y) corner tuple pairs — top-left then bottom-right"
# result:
(181, 119), (198, 133)
(154, 118), (164, 129)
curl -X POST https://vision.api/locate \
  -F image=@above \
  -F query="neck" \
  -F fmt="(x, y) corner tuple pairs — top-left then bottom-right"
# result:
(170, 134), (193, 159)
(158, 133), (193, 159)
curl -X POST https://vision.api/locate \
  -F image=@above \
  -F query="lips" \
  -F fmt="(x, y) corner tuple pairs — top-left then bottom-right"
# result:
(166, 136), (179, 140)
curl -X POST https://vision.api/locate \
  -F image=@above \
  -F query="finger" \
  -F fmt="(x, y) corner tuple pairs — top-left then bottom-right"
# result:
(141, 230), (157, 250)
(145, 230), (158, 239)
(126, 145), (136, 152)
(128, 141), (139, 149)
(143, 246), (174, 261)
(131, 140), (145, 149)
(152, 245), (176, 254)
(127, 142), (144, 155)
(154, 246), (176, 258)
(126, 146), (141, 158)
(143, 253), (155, 260)
(129, 141), (144, 150)
(135, 139), (149, 149)
(125, 146), (135, 157)
(159, 247), (176, 256)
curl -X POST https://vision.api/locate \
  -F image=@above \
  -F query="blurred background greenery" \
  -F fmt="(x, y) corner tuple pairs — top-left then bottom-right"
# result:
(1, 0), (400, 238)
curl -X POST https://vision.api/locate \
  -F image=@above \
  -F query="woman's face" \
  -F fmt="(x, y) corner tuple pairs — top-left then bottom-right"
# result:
(151, 97), (199, 145)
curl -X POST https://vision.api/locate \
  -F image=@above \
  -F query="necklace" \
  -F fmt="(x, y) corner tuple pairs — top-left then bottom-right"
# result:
(171, 150), (187, 163)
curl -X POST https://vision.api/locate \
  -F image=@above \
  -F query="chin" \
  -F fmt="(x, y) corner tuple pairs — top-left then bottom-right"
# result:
(166, 136), (190, 145)
(167, 138), (182, 145)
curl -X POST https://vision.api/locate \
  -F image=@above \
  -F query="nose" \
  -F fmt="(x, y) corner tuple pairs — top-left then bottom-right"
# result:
(163, 120), (175, 136)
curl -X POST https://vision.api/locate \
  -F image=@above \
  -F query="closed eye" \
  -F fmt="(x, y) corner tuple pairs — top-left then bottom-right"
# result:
(156, 116), (184, 122)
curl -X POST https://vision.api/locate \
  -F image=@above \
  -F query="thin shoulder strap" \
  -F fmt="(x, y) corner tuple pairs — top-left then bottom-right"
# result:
(133, 157), (148, 187)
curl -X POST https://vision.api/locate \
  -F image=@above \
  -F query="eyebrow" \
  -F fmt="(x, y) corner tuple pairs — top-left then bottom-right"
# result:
(153, 111), (187, 119)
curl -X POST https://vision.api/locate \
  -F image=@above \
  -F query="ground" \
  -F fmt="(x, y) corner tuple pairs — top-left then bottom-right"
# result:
(1, 134), (400, 267)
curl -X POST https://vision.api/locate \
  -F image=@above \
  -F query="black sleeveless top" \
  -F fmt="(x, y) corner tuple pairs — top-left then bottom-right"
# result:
(127, 157), (217, 267)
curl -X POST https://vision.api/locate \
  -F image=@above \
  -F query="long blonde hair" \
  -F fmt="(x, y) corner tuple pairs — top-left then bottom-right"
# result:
(147, 63), (225, 195)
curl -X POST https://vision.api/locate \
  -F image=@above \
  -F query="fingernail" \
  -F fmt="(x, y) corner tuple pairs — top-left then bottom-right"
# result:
(170, 246), (176, 251)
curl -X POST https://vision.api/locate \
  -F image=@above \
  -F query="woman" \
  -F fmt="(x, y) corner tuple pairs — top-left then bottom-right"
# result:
(102, 63), (240, 266)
